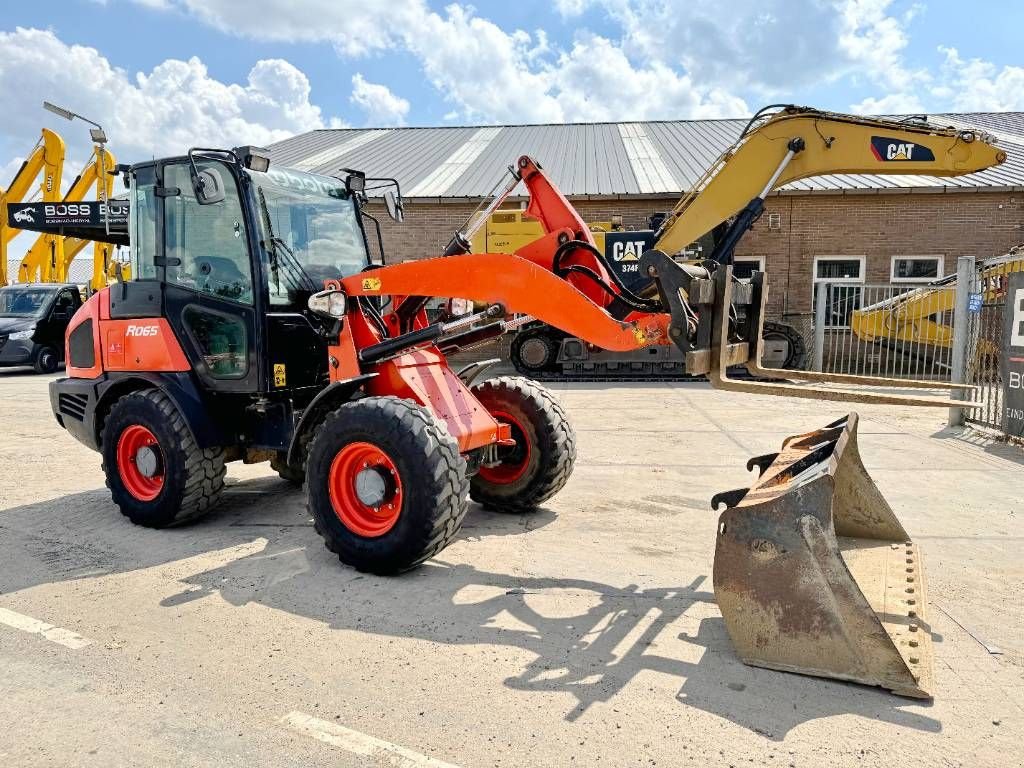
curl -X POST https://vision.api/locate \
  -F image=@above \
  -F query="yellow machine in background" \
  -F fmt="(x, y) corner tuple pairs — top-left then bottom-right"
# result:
(1, 128), (122, 291)
(470, 208), (617, 255)
(18, 142), (118, 288)
(850, 250), (1024, 356)
(0, 128), (65, 286)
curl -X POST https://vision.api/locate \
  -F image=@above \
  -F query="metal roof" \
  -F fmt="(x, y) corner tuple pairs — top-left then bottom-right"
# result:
(269, 112), (1024, 200)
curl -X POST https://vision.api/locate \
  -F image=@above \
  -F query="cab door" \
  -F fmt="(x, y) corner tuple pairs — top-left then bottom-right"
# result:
(159, 160), (262, 392)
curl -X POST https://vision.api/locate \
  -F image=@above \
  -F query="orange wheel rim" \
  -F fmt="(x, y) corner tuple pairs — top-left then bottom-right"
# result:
(116, 424), (164, 501)
(328, 442), (403, 537)
(478, 411), (531, 485)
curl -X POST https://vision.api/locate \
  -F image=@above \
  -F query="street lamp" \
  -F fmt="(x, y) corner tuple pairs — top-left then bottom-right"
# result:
(43, 101), (107, 145)
(43, 101), (111, 235)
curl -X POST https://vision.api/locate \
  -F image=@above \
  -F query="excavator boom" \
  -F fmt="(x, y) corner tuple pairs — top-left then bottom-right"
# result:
(654, 105), (1006, 256)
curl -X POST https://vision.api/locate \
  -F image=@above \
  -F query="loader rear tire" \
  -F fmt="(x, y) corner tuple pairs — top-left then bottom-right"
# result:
(469, 376), (576, 513)
(101, 389), (226, 528)
(306, 396), (469, 575)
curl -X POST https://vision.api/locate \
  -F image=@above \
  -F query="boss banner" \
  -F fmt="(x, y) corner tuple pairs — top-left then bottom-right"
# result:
(1003, 272), (1024, 437)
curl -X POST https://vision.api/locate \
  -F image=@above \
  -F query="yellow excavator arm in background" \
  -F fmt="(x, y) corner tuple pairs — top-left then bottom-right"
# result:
(17, 143), (117, 288)
(0, 128), (65, 285)
(654, 105), (1007, 256)
(850, 248), (1024, 350)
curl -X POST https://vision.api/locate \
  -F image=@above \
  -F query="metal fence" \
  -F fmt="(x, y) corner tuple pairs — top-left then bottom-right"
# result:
(812, 281), (958, 382)
(964, 251), (1024, 431)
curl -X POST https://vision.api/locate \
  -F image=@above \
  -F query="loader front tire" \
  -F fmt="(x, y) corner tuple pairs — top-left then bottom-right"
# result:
(469, 376), (576, 513)
(101, 389), (226, 528)
(306, 396), (469, 575)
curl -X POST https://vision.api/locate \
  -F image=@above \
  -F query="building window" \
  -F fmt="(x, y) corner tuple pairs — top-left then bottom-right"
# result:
(813, 256), (865, 328)
(732, 256), (765, 283)
(891, 255), (944, 283)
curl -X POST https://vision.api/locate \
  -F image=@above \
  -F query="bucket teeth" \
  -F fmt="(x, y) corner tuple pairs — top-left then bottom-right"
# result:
(712, 412), (934, 699)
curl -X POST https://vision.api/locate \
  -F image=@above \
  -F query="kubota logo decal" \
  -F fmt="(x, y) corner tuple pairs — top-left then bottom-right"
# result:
(125, 325), (159, 337)
(870, 136), (935, 162)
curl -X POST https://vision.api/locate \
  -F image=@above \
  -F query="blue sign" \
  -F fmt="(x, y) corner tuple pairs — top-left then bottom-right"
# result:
(968, 293), (984, 313)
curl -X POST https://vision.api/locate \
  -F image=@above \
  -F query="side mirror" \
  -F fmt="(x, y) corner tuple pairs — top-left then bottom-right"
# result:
(191, 166), (226, 205)
(384, 188), (404, 223)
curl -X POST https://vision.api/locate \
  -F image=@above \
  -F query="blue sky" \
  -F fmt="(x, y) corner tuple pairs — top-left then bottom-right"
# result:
(0, 0), (1021, 178)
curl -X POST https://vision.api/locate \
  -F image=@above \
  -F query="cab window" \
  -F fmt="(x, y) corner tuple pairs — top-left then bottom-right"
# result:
(130, 166), (158, 280)
(163, 162), (254, 305)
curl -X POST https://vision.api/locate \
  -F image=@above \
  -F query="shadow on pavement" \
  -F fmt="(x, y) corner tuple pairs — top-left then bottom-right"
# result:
(0, 477), (941, 740)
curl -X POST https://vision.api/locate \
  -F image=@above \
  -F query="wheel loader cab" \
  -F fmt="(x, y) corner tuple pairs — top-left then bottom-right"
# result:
(124, 154), (374, 398)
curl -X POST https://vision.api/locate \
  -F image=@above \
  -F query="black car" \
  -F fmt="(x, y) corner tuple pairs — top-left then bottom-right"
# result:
(0, 283), (83, 374)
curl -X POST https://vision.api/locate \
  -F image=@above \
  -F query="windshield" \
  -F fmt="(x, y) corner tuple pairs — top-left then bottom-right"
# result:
(0, 286), (56, 318)
(249, 167), (369, 308)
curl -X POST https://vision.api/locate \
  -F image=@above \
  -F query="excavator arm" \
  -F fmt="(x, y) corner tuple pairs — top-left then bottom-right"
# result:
(653, 105), (1006, 256)
(18, 144), (116, 287)
(0, 128), (65, 285)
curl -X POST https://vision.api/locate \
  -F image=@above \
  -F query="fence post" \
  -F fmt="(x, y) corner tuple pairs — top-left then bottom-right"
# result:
(813, 282), (827, 372)
(948, 255), (974, 427)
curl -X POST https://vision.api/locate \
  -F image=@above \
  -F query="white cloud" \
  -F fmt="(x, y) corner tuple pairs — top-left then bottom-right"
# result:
(0, 26), (335, 177)
(155, 0), (748, 123)
(350, 74), (410, 126)
(851, 44), (1024, 115)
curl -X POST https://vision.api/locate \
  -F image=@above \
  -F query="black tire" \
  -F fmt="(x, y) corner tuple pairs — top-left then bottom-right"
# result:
(33, 345), (59, 374)
(510, 327), (559, 375)
(469, 376), (576, 513)
(271, 451), (305, 485)
(101, 389), (226, 528)
(762, 321), (809, 371)
(306, 397), (469, 575)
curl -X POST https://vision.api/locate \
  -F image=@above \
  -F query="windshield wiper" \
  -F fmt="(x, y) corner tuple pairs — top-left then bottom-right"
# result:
(257, 187), (319, 295)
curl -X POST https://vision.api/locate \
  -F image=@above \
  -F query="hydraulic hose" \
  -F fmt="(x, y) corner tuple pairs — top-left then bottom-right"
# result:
(552, 239), (662, 312)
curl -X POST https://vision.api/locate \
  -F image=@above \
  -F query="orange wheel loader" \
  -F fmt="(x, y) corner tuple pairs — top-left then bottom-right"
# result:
(40, 107), (1006, 698)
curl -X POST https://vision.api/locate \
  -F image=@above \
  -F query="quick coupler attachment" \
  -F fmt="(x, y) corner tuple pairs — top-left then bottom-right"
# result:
(711, 413), (933, 699)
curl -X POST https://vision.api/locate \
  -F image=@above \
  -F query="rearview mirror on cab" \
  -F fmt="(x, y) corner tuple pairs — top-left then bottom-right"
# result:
(384, 188), (404, 223)
(191, 167), (226, 206)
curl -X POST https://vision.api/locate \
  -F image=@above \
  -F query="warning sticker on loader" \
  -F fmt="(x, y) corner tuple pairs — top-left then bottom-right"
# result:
(1003, 272), (1024, 437)
(273, 363), (287, 387)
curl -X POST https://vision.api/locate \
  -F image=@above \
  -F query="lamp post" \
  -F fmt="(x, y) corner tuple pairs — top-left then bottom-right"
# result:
(42, 101), (110, 235)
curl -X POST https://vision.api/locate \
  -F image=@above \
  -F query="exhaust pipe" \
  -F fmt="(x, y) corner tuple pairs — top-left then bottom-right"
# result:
(711, 413), (933, 698)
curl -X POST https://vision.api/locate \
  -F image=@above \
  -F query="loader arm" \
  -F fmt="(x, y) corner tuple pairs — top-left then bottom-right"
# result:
(653, 106), (1007, 257)
(344, 104), (1006, 408)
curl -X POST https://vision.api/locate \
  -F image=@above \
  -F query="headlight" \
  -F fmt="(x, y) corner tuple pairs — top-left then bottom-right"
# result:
(308, 289), (347, 318)
(448, 298), (473, 317)
(8, 328), (34, 341)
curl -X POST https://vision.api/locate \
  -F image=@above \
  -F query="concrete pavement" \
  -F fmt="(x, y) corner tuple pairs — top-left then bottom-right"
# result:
(0, 368), (1021, 767)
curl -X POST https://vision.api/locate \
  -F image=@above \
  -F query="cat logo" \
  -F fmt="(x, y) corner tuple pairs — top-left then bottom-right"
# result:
(870, 136), (935, 162)
(361, 277), (382, 291)
(611, 239), (645, 262)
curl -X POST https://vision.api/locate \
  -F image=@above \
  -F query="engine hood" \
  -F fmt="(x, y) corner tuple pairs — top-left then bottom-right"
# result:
(0, 317), (36, 334)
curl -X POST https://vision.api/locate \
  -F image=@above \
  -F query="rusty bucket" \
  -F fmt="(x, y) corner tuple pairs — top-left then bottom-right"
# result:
(711, 413), (932, 698)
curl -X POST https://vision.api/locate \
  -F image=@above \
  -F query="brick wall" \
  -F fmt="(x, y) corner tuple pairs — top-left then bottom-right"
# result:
(368, 190), (1024, 319)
